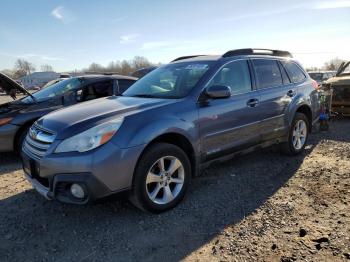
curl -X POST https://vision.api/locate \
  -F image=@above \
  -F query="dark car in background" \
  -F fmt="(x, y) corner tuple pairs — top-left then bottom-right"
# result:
(21, 48), (320, 212)
(323, 61), (350, 116)
(0, 73), (137, 152)
(130, 66), (157, 78)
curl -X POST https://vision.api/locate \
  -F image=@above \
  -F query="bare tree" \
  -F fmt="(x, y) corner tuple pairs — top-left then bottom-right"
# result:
(132, 56), (152, 70)
(76, 56), (156, 76)
(87, 63), (104, 72)
(14, 59), (35, 76)
(0, 69), (15, 78)
(323, 57), (345, 71)
(40, 64), (53, 72)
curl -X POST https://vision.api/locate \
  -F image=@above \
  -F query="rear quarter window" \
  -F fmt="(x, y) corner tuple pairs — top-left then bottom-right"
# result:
(282, 61), (306, 83)
(118, 80), (136, 93)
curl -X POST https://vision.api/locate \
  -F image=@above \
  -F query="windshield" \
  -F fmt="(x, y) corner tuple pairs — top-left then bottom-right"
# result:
(123, 62), (213, 99)
(22, 78), (83, 103)
(42, 79), (61, 89)
(309, 73), (323, 81)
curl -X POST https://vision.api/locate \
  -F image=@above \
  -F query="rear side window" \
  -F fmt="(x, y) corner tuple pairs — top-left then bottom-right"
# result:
(82, 80), (113, 101)
(118, 80), (136, 93)
(282, 61), (306, 83)
(278, 61), (291, 84)
(252, 59), (283, 89)
(208, 60), (252, 95)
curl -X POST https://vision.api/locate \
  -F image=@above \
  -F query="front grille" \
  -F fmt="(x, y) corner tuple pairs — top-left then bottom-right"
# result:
(23, 123), (56, 159)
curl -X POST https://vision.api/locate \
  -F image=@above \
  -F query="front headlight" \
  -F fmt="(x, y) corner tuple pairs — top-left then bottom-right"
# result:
(55, 118), (123, 153)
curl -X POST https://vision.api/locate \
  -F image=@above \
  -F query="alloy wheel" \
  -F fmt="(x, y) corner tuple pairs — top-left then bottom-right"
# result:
(292, 119), (307, 150)
(145, 156), (185, 205)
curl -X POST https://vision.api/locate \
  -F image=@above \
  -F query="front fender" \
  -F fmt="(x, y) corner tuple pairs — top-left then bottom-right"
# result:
(115, 116), (198, 152)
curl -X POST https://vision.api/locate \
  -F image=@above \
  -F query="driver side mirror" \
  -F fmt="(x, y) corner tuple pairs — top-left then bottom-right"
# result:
(205, 85), (231, 99)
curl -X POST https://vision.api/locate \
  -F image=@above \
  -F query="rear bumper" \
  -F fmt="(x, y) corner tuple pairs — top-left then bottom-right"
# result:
(0, 123), (19, 152)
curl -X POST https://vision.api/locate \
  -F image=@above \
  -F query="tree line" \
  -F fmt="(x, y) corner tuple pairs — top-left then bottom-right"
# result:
(0, 56), (346, 80)
(1, 56), (157, 79)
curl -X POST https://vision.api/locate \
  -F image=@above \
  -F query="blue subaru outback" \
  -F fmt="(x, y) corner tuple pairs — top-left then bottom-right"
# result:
(22, 49), (320, 212)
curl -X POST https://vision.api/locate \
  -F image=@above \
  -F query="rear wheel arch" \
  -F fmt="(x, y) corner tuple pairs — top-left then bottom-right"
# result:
(295, 104), (312, 130)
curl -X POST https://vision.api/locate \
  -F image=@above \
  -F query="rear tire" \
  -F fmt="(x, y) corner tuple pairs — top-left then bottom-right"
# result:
(129, 143), (191, 213)
(281, 113), (309, 155)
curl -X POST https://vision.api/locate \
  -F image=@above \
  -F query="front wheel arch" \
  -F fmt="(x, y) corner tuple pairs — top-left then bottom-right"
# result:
(132, 132), (198, 184)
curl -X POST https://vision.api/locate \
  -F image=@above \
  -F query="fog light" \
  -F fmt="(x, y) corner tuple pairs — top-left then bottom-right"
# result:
(70, 183), (85, 199)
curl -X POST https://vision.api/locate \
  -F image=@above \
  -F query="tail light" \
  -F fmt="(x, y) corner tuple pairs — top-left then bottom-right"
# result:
(311, 79), (320, 90)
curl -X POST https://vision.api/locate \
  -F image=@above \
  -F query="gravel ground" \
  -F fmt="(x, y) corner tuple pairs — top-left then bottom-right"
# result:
(0, 94), (349, 261)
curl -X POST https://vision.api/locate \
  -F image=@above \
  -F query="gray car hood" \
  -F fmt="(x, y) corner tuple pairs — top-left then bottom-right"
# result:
(37, 96), (174, 139)
(0, 73), (32, 99)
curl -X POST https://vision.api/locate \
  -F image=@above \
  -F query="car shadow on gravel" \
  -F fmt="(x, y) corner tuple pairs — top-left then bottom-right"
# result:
(0, 121), (348, 262)
(0, 152), (21, 176)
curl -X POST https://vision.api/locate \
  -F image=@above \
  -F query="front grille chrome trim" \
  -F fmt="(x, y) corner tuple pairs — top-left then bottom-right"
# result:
(23, 123), (56, 159)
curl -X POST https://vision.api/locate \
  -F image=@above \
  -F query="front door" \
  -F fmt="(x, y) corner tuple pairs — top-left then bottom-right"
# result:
(198, 59), (262, 161)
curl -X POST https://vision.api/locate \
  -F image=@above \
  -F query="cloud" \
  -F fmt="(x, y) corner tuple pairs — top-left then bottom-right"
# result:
(51, 6), (76, 24)
(219, 9), (288, 22)
(140, 41), (172, 50)
(314, 1), (350, 9)
(19, 53), (64, 61)
(0, 52), (64, 61)
(119, 34), (140, 44)
(219, 1), (350, 22)
(111, 17), (126, 23)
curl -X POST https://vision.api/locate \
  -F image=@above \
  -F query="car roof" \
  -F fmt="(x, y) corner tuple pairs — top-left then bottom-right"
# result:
(170, 48), (294, 64)
(170, 54), (294, 64)
(75, 74), (138, 81)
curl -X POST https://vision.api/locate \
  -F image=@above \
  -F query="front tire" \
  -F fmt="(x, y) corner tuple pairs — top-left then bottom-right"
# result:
(130, 143), (191, 213)
(281, 113), (309, 155)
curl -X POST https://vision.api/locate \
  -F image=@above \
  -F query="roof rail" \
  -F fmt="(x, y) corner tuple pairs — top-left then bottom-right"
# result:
(171, 55), (207, 62)
(222, 48), (293, 58)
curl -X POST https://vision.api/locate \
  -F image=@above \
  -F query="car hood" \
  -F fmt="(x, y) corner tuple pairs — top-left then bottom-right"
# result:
(0, 100), (31, 114)
(37, 96), (176, 139)
(0, 73), (32, 98)
(325, 75), (350, 86)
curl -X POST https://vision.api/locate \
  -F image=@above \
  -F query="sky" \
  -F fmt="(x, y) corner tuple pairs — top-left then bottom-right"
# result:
(0, 0), (349, 72)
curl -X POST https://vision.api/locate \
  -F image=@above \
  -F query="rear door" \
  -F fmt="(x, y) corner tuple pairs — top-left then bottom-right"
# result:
(251, 58), (294, 141)
(198, 59), (262, 161)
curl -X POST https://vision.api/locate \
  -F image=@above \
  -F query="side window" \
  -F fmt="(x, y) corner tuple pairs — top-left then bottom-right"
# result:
(281, 61), (306, 83)
(82, 80), (113, 101)
(252, 59), (283, 89)
(278, 61), (291, 84)
(208, 60), (252, 95)
(118, 80), (136, 93)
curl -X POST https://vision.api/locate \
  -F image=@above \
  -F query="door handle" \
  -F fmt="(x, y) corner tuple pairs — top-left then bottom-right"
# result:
(287, 90), (296, 97)
(247, 98), (259, 107)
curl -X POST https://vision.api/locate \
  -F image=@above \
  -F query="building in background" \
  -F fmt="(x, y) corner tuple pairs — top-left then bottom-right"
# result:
(19, 71), (60, 89)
